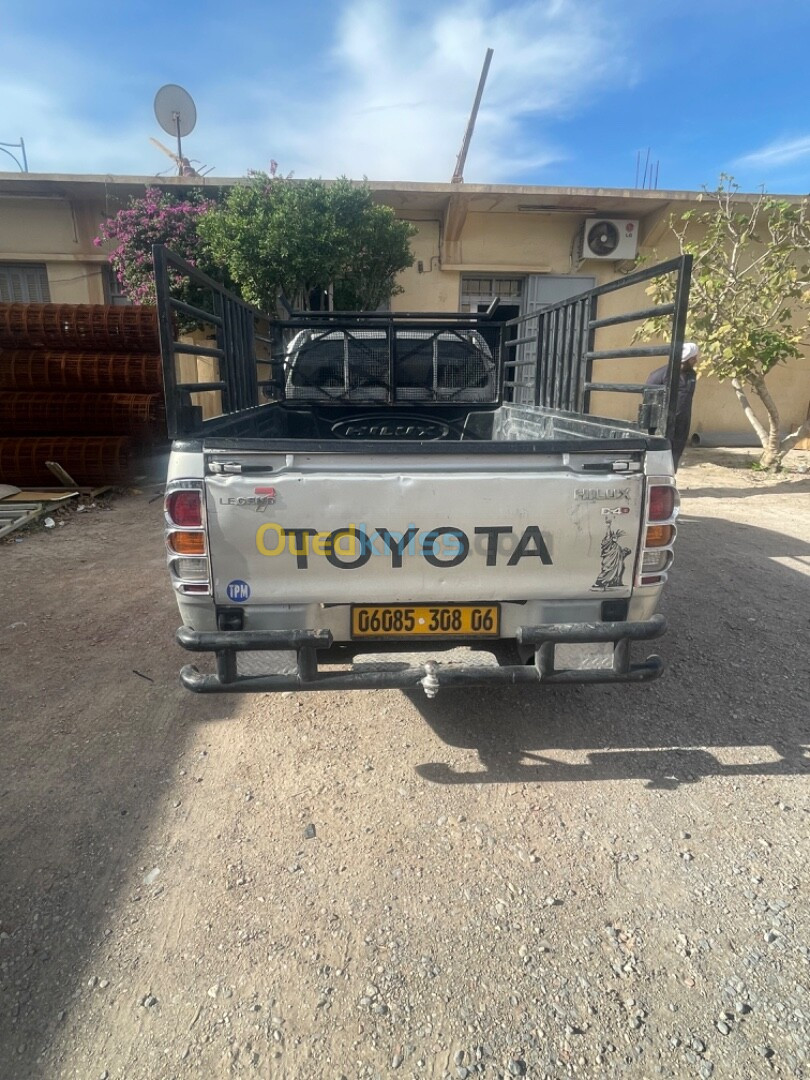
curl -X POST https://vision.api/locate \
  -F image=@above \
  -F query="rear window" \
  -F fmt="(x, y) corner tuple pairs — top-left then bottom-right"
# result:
(288, 338), (345, 388)
(286, 329), (497, 402)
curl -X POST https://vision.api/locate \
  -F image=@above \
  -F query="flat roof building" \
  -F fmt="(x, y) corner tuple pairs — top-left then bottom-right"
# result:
(1, 171), (807, 444)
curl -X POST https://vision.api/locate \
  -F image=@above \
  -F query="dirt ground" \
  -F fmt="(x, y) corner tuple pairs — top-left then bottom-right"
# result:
(1, 448), (808, 1080)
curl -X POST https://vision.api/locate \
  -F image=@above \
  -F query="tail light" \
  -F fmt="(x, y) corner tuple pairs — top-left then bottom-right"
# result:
(648, 485), (676, 522)
(645, 524), (675, 547)
(638, 481), (679, 586)
(168, 531), (206, 556)
(165, 482), (210, 595)
(170, 556), (208, 580)
(166, 489), (202, 527)
(641, 550), (670, 574)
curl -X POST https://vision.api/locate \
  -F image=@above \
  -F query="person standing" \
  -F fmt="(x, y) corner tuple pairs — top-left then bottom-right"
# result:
(645, 342), (698, 471)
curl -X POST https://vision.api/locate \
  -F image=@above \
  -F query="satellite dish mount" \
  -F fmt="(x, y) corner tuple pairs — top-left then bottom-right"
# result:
(154, 84), (197, 175)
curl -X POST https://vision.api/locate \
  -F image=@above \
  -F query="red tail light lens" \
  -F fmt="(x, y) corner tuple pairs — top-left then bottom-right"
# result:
(648, 485), (676, 522)
(166, 490), (202, 528)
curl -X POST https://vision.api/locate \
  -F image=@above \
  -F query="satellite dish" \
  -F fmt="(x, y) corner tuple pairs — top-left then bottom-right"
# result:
(153, 85), (198, 176)
(154, 84), (197, 138)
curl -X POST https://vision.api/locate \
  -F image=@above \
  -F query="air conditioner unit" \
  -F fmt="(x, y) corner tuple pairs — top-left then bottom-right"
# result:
(579, 219), (639, 260)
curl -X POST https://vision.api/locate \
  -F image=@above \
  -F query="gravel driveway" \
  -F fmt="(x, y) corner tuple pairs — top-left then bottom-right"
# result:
(1, 450), (808, 1080)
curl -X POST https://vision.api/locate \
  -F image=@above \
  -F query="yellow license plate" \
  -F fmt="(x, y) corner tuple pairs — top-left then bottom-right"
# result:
(351, 604), (500, 639)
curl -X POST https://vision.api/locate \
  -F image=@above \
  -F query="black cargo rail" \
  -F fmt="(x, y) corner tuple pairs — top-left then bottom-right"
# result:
(155, 245), (690, 441)
(502, 256), (692, 440)
(183, 435), (666, 454)
(154, 245), (285, 438)
(154, 245), (503, 437)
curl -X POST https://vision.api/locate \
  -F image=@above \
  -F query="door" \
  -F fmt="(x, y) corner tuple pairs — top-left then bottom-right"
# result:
(514, 275), (596, 401)
(521, 275), (596, 314)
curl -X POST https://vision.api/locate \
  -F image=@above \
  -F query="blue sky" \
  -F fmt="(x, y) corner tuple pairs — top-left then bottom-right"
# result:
(2, 0), (810, 193)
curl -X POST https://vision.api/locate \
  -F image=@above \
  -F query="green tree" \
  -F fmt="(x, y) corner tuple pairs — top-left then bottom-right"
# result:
(638, 175), (810, 468)
(198, 174), (416, 311)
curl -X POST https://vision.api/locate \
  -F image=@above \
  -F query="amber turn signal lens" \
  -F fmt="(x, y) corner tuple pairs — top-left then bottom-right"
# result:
(169, 530), (206, 555)
(645, 524), (674, 548)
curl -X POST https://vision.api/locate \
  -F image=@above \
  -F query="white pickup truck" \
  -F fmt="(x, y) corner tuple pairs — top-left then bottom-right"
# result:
(155, 246), (690, 696)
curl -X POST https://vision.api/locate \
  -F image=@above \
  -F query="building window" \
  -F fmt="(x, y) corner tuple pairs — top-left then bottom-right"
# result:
(460, 275), (523, 313)
(0, 262), (51, 303)
(104, 265), (132, 306)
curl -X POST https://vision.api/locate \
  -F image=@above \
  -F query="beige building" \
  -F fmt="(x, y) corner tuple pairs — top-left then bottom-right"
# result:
(1, 171), (808, 443)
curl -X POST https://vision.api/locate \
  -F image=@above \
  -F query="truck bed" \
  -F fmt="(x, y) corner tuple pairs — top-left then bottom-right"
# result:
(153, 245), (691, 452)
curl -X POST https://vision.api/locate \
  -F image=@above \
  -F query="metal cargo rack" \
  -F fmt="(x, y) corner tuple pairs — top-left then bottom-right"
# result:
(154, 245), (691, 441)
(502, 255), (692, 440)
(154, 246), (504, 438)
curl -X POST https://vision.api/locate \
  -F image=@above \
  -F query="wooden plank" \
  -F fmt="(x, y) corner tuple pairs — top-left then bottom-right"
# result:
(1, 490), (79, 503)
(45, 461), (80, 487)
(0, 487), (85, 538)
(0, 485), (111, 496)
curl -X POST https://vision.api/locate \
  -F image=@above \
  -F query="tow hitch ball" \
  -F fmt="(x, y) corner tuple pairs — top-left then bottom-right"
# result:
(420, 661), (441, 699)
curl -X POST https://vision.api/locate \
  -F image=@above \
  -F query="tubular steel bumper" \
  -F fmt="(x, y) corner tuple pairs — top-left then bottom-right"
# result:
(176, 615), (666, 695)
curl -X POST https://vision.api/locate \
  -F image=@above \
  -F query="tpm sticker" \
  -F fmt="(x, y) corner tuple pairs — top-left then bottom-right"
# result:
(226, 579), (251, 602)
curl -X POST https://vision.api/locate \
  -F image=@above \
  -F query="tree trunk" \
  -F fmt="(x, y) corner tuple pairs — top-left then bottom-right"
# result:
(750, 375), (783, 468)
(731, 377), (768, 447)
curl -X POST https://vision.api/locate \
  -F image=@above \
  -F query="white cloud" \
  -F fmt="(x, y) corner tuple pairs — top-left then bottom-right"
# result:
(276, 0), (630, 182)
(735, 135), (810, 171)
(1, 77), (156, 175)
(0, 30), (162, 176)
(0, 1), (634, 183)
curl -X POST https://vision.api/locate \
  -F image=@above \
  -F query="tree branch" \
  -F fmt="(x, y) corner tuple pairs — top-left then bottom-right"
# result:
(752, 375), (781, 426)
(749, 374), (785, 465)
(780, 414), (810, 453)
(731, 377), (768, 445)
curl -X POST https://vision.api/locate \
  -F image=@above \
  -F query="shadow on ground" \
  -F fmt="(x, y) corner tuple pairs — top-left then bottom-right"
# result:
(1, 488), (809, 1075)
(410, 512), (810, 788)
(0, 493), (239, 1077)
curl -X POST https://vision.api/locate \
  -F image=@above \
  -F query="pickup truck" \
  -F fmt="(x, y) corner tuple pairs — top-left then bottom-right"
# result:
(154, 245), (691, 697)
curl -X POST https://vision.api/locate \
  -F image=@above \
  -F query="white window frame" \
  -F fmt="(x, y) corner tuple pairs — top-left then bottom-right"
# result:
(0, 262), (51, 303)
(459, 275), (524, 313)
(104, 265), (132, 306)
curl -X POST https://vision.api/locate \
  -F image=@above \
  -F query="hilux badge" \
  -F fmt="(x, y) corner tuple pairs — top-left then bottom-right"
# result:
(575, 488), (631, 501)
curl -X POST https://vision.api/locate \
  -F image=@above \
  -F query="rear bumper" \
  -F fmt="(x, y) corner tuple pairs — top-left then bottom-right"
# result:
(176, 615), (666, 695)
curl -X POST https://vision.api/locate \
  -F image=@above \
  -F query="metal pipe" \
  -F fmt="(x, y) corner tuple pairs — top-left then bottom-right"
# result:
(179, 657), (663, 694)
(689, 430), (761, 448)
(175, 114), (183, 175)
(451, 48), (494, 183)
(0, 139), (27, 172)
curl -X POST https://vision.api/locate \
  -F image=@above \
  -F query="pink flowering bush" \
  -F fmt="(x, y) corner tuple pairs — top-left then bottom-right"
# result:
(95, 187), (218, 306)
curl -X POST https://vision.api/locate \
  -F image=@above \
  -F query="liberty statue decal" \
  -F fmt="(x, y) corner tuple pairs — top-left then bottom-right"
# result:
(593, 513), (632, 590)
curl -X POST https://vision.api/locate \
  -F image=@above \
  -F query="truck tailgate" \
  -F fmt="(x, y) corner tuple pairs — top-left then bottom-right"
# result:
(204, 452), (645, 606)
